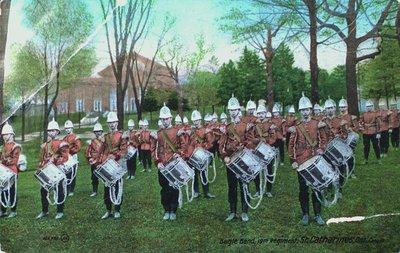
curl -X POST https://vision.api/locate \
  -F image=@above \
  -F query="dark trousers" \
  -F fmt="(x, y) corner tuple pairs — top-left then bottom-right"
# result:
(379, 130), (389, 154)
(339, 157), (354, 191)
(104, 180), (122, 212)
(226, 167), (249, 214)
(297, 173), (321, 216)
(254, 161), (274, 193)
(40, 182), (64, 213)
(391, 127), (399, 148)
(138, 146), (142, 162)
(141, 150), (152, 170)
(193, 168), (209, 195)
(285, 133), (291, 149)
(66, 165), (77, 194)
(91, 165), (99, 193)
(158, 170), (179, 213)
(126, 154), (137, 176)
(274, 139), (284, 163)
(1, 179), (17, 213)
(363, 134), (381, 160)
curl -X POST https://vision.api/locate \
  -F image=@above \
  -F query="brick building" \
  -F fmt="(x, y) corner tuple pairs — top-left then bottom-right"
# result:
(56, 53), (176, 114)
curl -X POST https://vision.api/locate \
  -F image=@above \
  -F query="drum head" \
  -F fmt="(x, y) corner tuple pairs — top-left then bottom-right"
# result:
(297, 156), (319, 172)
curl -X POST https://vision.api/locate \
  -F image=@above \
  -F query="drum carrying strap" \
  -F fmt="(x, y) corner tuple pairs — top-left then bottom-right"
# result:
(298, 124), (317, 147)
(162, 130), (176, 152)
(228, 125), (241, 143)
(193, 129), (203, 144)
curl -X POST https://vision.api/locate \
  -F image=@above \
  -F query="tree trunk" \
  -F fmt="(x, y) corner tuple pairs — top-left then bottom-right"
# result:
(265, 29), (274, 112)
(0, 0), (11, 122)
(43, 85), (49, 142)
(307, 0), (319, 104)
(345, 2), (360, 116)
(178, 84), (183, 116)
(116, 83), (125, 130)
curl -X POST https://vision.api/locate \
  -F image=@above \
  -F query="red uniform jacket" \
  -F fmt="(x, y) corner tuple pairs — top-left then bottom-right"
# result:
(322, 116), (340, 142)
(63, 134), (81, 156)
(271, 116), (286, 139)
(377, 109), (390, 131)
(84, 137), (107, 167)
(187, 127), (214, 157)
(39, 139), (70, 168)
(288, 119), (327, 165)
(103, 131), (128, 161)
(241, 114), (257, 124)
(151, 127), (187, 167)
(1, 142), (21, 174)
(360, 111), (381, 135)
(250, 119), (276, 147)
(138, 130), (151, 151)
(337, 114), (359, 139)
(218, 121), (256, 159)
(389, 109), (400, 129)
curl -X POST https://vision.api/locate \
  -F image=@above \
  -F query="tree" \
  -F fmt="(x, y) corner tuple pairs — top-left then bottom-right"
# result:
(317, 0), (397, 115)
(0, 0), (11, 123)
(184, 71), (221, 114)
(159, 33), (213, 116)
(359, 37), (400, 100)
(217, 60), (240, 106)
(141, 87), (158, 122)
(219, 1), (292, 110)
(24, 0), (96, 141)
(100, 0), (155, 129)
(319, 65), (346, 103)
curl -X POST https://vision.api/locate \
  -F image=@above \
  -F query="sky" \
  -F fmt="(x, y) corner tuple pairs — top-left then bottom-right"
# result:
(4, 0), (346, 77)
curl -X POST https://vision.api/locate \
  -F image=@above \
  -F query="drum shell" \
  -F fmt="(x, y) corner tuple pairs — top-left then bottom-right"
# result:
(159, 155), (194, 189)
(0, 164), (17, 191)
(188, 147), (213, 171)
(125, 146), (137, 160)
(324, 138), (353, 167)
(227, 149), (262, 184)
(95, 158), (127, 186)
(253, 142), (276, 166)
(34, 163), (66, 191)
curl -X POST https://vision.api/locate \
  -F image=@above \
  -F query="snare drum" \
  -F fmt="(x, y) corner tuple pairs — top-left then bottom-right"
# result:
(253, 142), (276, 166)
(345, 131), (359, 149)
(58, 155), (78, 174)
(227, 149), (262, 184)
(188, 147), (213, 171)
(125, 146), (137, 160)
(0, 164), (17, 191)
(324, 138), (353, 167)
(159, 155), (194, 189)
(95, 158), (127, 187)
(34, 163), (66, 191)
(297, 155), (338, 192)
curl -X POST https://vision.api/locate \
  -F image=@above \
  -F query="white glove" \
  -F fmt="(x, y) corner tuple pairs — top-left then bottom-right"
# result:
(291, 162), (298, 169)
(224, 157), (230, 164)
(340, 120), (347, 126)
(389, 129), (393, 133)
(220, 127), (226, 134)
(287, 126), (295, 133)
(376, 133), (381, 139)
(177, 129), (184, 136)
(246, 123), (254, 131)
(205, 128), (212, 134)
(157, 163), (163, 169)
(318, 121), (326, 128)
(186, 130), (192, 136)
(270, 124), (277, 130)
(150, 131), (157, 139)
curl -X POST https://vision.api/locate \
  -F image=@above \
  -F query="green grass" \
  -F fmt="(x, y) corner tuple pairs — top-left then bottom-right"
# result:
(1, 137), (400, 253)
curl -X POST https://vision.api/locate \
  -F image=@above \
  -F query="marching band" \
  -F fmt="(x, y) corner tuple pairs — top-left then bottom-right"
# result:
(0, 94), (399, 227)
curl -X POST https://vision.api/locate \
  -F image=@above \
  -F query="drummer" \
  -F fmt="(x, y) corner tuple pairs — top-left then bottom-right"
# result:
(389, 98), (400, 150)
(377, 99), (390, 157)
(271, 104), (286, 166)
(242, 100), (257, 124)
(288, 93), (327, 226)
(337, 97), (358, 183)
(285, 105), (297, 148)
(151, 103), (187, 221)
(101, 112), (128, 220)
(0, 123), (21, 218)
(139, 119), (152, 173)
(126, 119), (138, 179)
(187, 110), (215, 199)
(36, 119), (70, 220)
(84, 123), (106, 197)
(313, 104), (323, 121)
(359, 100), (381, 165)
(63, 120), (81, 197)
(252, 103), (276, 198)
(219, 94), (256, 222)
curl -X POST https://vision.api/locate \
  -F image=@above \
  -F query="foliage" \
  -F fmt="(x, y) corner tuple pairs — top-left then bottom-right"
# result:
(141, 87), (159, 113)
(319, 65), (347, 103)
(184, 71), (221, 111)
(217, 60), (240, 106)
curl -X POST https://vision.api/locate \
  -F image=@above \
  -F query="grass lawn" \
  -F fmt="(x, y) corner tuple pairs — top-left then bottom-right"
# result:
(1, 136), (399, 253)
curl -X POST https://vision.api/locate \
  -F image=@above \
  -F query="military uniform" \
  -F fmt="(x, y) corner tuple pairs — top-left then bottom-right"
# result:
(39, 139), (70, 214)
(377, 109), (390, 155)
(389, 107), (400, 149)
(126, 129), (138, 177)
(360, 111), (381, 162)
(84, 137), (107, 194)
(0, 141), (21, 214)
(63, 134), (81, 194)
(271, 116), (286, 163)
(288, 119), (327, 219)
(138, 130), (152, 172)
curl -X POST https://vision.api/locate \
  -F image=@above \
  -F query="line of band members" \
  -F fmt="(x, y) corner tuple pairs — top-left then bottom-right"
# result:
(1, 95), (399, 222)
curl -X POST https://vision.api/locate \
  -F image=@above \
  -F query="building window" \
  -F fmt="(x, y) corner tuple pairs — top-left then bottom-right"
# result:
(76, 99), (85, 112)
(110, 89), (117, 111)
(60, 102), (68, 113)
(93, 99), (102, 112)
